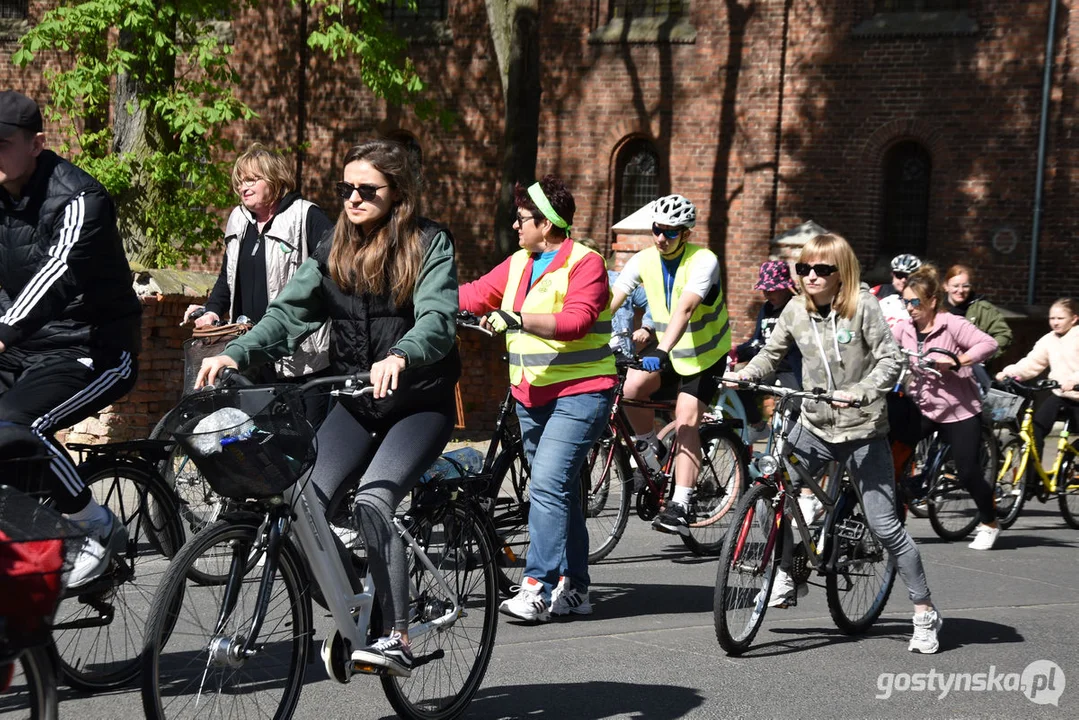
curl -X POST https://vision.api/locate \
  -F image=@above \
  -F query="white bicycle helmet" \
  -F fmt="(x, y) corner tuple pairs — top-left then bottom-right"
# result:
(652, 194), (697, 228)
(890, 253), (922, 274)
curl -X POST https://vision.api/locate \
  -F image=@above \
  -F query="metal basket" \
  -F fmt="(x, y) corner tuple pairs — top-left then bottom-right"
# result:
(981, 388), (1025, 425)
(162, 385), (317, 499)
(0, 468), (84, 652)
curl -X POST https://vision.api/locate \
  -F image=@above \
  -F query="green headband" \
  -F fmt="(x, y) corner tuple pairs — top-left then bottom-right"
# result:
(527, 182), (571, 236)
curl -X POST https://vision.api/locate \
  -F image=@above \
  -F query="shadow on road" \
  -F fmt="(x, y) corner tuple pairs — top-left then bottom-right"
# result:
(936, 616), (1023, 651)
(992, 533), (1079, 550)
(732, 618), (910, 658)
(461, 681), (706, 719)
(581, 581), (715, 620)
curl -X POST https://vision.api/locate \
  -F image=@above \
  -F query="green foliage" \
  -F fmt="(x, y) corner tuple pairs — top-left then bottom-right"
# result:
(13, 0), (435, 268)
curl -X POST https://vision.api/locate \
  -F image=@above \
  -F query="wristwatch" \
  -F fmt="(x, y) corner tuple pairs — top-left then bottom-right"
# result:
(386, 348), (409, 367)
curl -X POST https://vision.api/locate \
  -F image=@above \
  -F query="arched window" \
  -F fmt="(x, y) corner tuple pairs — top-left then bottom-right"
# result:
(614, 139), (661, 224)
(881, 140), (931, 258)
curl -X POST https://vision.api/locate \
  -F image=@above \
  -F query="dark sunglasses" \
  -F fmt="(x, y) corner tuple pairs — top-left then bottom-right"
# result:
(893, 271), (909, 280)
(901, 297), (922, 308)
(335, 182), (387, 202)
(652, 223), (682, 240)
(795, 263), (839, 278)
(516, 213), (537, 226)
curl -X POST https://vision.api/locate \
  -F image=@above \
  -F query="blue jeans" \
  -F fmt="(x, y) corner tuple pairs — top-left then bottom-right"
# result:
(516, 389), (613, 601)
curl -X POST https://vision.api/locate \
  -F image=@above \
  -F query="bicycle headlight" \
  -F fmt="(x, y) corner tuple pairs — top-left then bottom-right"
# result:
(755, 454), (780, 477)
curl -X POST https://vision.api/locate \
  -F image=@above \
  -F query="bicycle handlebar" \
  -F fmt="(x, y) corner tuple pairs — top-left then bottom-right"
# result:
(456, 311), (496, 337)
(725, 378), (863, 409)
(993, 377), (1064, 396)
(900, 346), (961, 378)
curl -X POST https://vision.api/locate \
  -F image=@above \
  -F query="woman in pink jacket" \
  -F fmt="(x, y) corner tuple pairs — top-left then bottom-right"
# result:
(892, 265), (1000, 550)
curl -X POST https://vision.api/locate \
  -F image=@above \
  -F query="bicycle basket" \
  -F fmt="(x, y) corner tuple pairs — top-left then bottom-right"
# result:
(163, 385), (317, 499)
(182, 326), (250, 395)
(0, 479), (83, 651)
(981, 388), (1025, 425)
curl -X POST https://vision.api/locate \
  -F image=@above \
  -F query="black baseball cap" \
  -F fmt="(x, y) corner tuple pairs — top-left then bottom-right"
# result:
(0, 91), (43, 138)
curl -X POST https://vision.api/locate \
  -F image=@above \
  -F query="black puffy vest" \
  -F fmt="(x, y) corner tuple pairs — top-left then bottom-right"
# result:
(0, 150), (141, 354)
(314, 218), (460, 422)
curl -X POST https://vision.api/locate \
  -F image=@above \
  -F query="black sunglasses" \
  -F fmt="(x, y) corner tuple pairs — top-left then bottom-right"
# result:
(893, 271), (909, 280)
(336, 182), (387, 202)
(516, 213), (537, 226)
(901, 297), (922, 308)
(795, 263), (839, 278)
(652, 223), (682, 240)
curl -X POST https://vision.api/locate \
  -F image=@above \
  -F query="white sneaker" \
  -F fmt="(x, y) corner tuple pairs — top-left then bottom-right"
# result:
(550, 576), (592, 616)
(67, 509), (127, 589)
(909, 609), (943, 654)
(967, 524), (1000, 550)
(798, 494), (824, 526)
(331, 522), (363, 550)
(768, 567), (808, 608)
(498, 577), (550, 622)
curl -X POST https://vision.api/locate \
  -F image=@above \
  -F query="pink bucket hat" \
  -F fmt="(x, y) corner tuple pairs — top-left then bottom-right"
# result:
(753, 260), (795, 291)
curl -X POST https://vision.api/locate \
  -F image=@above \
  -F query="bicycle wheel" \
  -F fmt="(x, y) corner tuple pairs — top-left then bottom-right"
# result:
(1057, 455), (1079, 529)
(52, 460), (185, 692)
(994, 437), (1027, 529)
(486, 449), (531, 596)
(141, 519), (311, 720)
(713, 483), (781, 655)
(825, 489), (897, 634)
(581, 428), (631, 563)
(926, 445), (982, 541)
(904, 437), (933, 519)
(680, 424), (747, 556)
(383, 503), (498, 720)
(149, 416), (223, 538)
(0, 646), (58, 720)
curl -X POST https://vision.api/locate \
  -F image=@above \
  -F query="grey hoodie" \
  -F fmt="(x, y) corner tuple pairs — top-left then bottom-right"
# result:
(742, 284), (902, 443)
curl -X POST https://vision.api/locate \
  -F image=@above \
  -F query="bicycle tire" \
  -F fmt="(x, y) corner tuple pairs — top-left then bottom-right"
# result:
(486, 448), (531, 596)
(825, 488), (898, 634)
(678, 424), (747, 556)
(52, 460), (185, 693)
(581, 428), (631, 563)
(383, 503), (498, 720)
(1, 646), (58, 720)
(994, 437), (1027, 529)
(713, 483), (781, 655)
(149, 415), (224, 539)
(927, 431), (995, 540)
(141, 519), (311, 720)
(905, 437), (933, 519)
(1057, 455), (1079, 529)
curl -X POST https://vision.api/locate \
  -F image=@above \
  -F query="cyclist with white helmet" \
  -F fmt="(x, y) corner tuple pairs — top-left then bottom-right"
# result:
(609, 194), (731, 535)
(873, 253), (923, 328)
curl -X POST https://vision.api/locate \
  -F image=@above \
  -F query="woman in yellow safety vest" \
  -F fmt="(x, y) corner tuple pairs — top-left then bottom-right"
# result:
(460, 175), (616, 623)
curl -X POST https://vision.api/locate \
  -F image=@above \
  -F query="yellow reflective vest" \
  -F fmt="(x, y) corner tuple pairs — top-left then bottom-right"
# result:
(502, 242), (616, 387)
(638, 244), (731, 375)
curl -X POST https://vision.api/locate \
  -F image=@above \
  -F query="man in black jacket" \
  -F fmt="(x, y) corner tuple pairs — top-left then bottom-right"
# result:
(0, 91), (141, 587)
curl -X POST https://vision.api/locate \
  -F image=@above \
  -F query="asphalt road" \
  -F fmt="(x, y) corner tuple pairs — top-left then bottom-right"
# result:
(16, 499), (1079, 720)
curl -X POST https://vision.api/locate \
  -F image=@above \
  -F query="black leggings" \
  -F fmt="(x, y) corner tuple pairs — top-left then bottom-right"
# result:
(1032, 394), (1079, 477)
(921, 415), (995, 525)
(310, 401), (455, 633)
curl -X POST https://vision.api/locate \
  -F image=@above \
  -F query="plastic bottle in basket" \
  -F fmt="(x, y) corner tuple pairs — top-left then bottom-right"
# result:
(420, 448), (485, 484)
(190, 408), (255, 456)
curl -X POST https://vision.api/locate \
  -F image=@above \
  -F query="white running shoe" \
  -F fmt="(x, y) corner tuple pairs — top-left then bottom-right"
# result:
(67, 508), (127, 589)
(798, 494), (824, 526)
(550, 576), (592, 616)
(909, 609), (943, 654)
(967, 524), (1000, 551)
(768, 567), (808, 608)
(499, 577), (550, 623)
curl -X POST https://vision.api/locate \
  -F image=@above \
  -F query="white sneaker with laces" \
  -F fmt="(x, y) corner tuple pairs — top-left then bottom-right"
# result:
(797, 494), (824, 526)
(499, 577), (550, 622)
(767, 567), (808, 608)
(331, 523), (363, 550)
(550, 577), (592, 616)
(67, 509), (127, 589)
(909, 609), (943, 654)
(967, 524), (1000, 550)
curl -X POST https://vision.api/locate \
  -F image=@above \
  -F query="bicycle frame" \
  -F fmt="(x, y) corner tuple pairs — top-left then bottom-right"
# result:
(1011, 409), (1077, 494)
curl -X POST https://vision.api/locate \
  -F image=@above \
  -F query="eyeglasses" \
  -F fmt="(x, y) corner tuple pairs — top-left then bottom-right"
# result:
(336, 182), (387, 202)
(795, 263), (839, 278)
(893, 271), (909, 280)
(237, 177), (263, 188)
(901, 297), (923, 308)
(652, 223), (682, 240)
(948, 283), (972, 291)
(516, 213), (537, 226)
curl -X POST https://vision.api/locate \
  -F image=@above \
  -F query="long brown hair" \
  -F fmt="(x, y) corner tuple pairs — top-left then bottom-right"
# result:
(329, 140), (423, 306)
(798, 233), (861, 320)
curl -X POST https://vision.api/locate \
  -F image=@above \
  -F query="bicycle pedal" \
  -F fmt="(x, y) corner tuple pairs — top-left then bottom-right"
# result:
(835, 519), (866, 542)
(351, 661), (385, 676)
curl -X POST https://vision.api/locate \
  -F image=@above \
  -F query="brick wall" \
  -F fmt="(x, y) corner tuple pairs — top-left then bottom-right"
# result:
(7, 1), (1079, 441)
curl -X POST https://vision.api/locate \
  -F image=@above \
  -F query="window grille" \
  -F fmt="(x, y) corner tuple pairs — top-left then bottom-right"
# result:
(383, 0), (447, 22)
(876, 1), (966, 12)
(610, 1), (685, 20)
(881, 141), (932, 257)
(0, 0), (28, 20)
(616, 141), (660, 223)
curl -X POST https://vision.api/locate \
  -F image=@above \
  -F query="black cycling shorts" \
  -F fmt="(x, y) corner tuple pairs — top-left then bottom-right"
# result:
(654, 360), (722, 405)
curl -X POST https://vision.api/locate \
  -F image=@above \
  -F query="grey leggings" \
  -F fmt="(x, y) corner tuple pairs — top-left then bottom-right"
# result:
(784, 423), (933, 605)
(310, 402), (455, 633)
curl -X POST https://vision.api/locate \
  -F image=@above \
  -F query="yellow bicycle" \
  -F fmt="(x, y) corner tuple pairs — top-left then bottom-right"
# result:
(990, 378), (1079, 528)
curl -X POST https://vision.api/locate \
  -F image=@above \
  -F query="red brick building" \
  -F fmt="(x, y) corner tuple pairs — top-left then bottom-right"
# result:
(2, 0), (1076, 432)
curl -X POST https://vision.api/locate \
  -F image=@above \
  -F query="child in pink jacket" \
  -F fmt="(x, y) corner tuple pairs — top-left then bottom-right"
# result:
(892, 265), (999, 550)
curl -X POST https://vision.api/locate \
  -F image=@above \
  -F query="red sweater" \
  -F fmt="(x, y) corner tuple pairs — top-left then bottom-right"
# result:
(459, 240), (617, 407)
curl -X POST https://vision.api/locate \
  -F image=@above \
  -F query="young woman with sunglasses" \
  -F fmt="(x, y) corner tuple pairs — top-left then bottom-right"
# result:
(894, 265), (1001, 550)
(725, 233), (942, 654)
(196, 139), (461, 676)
